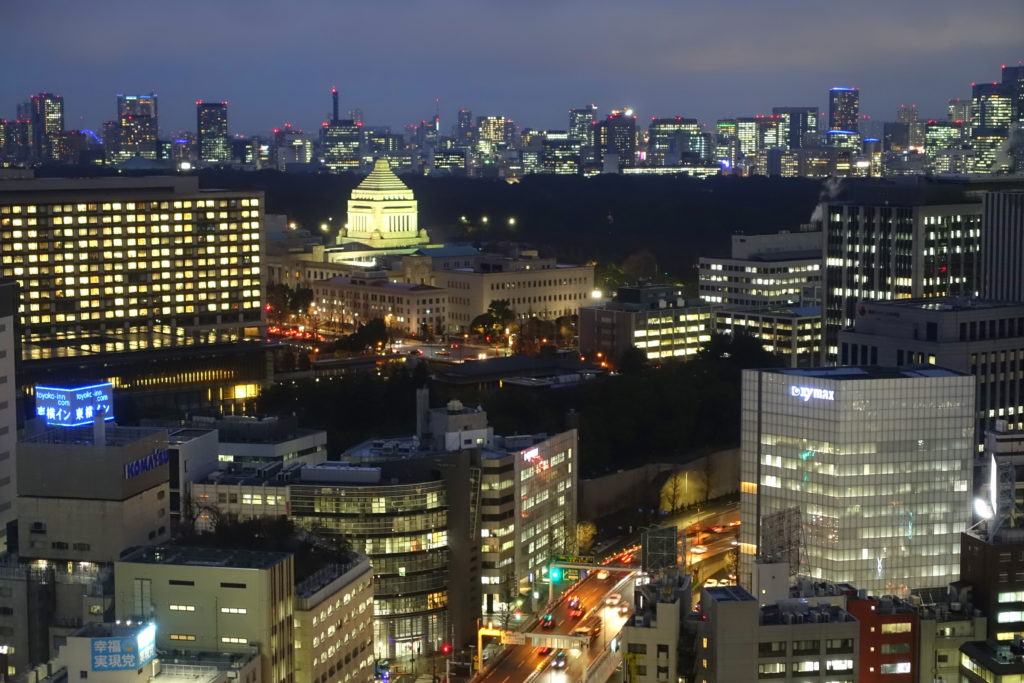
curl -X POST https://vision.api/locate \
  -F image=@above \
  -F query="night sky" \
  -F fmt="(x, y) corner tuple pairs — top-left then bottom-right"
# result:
(6, 0), (1023, 136)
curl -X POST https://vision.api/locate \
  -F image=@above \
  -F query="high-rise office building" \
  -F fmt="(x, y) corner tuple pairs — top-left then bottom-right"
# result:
(739, 366), (974, 594)
(569, 104), (597, 144)
(196, 101), (230, 164)
(772, 106), (819, 149)
(647, 117), (701, 166)
(0, 281), (15, 548)
(924, 120), (964, 171)
(475, 115), (506, 157)
(838, 297), (1024, 446)
(820, 180), (983, 362)
(112, 93), (159, 161)
(982, 190), (1024, 302)
(971, 82), (1014, 173)
(1002, 64), (1024, 123)
(27, 93), (64, 162)
(592, 109), (637, 170)
(455, 108), (473, 146)
(323, 118), (362, 172)
(897, 103), (925, 149)
(0, 176), (264, 361)
(949, 98), (972, 125)
(828, 88), (860, 133)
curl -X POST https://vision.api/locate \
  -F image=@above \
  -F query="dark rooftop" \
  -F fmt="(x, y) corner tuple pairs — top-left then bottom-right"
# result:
(119, 545), (290, 570)
(766, 365), (968, 380)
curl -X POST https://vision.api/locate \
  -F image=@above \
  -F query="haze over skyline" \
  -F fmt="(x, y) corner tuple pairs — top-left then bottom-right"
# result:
(5, 0), (1023, 135)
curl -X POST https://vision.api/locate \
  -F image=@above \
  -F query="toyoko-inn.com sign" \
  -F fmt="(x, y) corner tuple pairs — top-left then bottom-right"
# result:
(35, 383), (114, 427)
(789, 385), (835, 402)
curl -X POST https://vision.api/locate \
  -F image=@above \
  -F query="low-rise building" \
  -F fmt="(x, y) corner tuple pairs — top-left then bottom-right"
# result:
(714, 305), (821, 367)
(620, 571), (689, 683)
(190, 415), (327, 469)
(698, 230), (822, 308)
(579, 284), (715, 364)
(114, 546), (296, 683)
(17, 424), (171, 564)
(293, 555), (374, 683)
(696, 584), (859, 683)
(434, 251), (594, 333)
(915, 583), (988, 683)
(846, 593), (919, 681)
(313, 273), (447, 336)
(960, 640), (1024, 682)
(38, 621), (262, 683)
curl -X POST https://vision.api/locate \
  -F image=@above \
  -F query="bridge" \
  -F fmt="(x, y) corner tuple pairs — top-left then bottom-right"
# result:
(474, 567), (636, 683)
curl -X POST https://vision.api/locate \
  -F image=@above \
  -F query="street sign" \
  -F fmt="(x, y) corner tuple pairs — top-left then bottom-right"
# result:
(555, 554), (595, 565)
(500, 632), (526, 645)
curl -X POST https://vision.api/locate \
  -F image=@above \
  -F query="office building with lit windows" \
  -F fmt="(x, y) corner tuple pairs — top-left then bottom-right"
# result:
(111, 93), (159, 162)
(714, 305), (821, 368)
(739, 366), (974, 595)
(696, 584), (859, 683)
(820, 179), (984, 362)
(838, 297), (1024, 445)
(772, 106), (819, 149)
(190, 446), (482, 660)
(323, 119), (362, 172)
(698, 230), (821, 309)
(0, 176), (264, 361)
(828, 88), (860, 133)
(196, 101), (230, 164)
(579, 284), (715, 364)
(26, 93), (64, 162)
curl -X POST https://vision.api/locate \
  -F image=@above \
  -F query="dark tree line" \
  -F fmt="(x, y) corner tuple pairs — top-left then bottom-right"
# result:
(259, 334), (780, 476)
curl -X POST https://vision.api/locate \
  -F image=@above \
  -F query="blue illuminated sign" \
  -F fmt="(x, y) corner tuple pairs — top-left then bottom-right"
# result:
(789, 385), (834, 402)
(35, 383), (114, 427)
(90, 623), (156, 671)
(124, 449), (170, 480)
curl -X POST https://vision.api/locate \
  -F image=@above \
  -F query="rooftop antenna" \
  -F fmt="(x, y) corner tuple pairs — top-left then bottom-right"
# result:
(331, 87), (339, 124)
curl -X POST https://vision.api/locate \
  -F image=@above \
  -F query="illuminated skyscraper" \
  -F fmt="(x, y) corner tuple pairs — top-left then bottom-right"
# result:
(196, 101), (231, 164)
(771, 106), (818, 149)
(113, 93), (158, 161)
(27, 92), (64, 162)
(971, 82), (1013, 173)
(569, 104), (597, 144)
(475, 115), (506, 157)
(739, 366), (973, 594)
(647, 117), (701, 166)
(1003, 64), (1024, 123)
(456, 109), (473, 146)
(593, 110), (637, 170)
(897, 103), (924, 148)
(948, 98), (972, 126)
(323, 119), (362, 171)
(828, 87), (860, 133)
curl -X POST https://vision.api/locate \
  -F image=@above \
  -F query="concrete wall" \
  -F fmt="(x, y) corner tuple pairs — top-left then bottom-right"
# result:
(657, 449), (740, 513)
(579, 449), (740, 522)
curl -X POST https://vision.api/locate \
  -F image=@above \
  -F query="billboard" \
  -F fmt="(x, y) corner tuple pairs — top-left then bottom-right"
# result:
(90, 623), (156, 671)
(35, 383), (114, 427)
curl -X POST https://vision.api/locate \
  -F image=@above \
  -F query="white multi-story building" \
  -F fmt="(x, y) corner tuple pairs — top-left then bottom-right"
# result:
(699, 230), (821, 308)
(739, 366), (974, 595)
(479, 430), (577, 614)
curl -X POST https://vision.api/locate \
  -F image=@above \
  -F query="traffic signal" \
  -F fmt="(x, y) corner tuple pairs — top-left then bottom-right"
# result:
(549, 566), (562, 581)
(441, 643), (451, 655)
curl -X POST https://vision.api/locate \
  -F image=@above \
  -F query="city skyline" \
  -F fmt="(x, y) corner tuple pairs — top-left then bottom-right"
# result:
(5, 0), (1023, 135)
